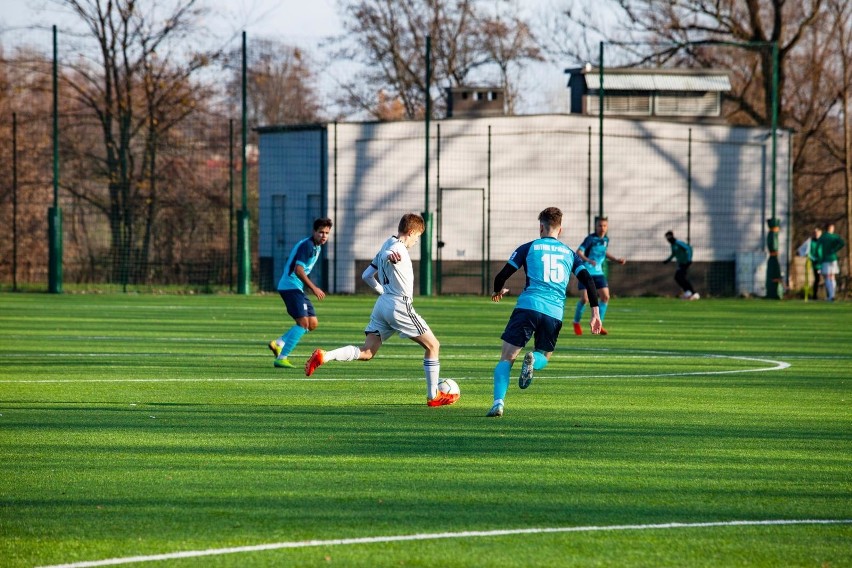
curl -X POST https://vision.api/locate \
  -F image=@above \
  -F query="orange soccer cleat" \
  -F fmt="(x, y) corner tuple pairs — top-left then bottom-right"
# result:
(304, 349), (326, 377)
(427, 391), (459, 407)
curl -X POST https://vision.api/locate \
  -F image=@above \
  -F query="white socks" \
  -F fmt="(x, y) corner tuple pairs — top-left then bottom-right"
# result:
(325, 345), (361, 362)
(424, 358), (440, 398)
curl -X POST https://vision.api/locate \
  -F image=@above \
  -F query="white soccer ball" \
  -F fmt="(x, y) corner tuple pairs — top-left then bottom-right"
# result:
(437, 378), (460, 396)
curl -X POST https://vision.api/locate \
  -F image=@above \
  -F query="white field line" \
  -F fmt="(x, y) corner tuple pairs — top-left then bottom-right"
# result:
(37, 519), (852, 568)
(0, 352), (789, 384)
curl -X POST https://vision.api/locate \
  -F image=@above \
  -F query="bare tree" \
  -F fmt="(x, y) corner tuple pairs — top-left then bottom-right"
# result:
(0, 46), (55, 284)
(229, 38), (322, 126)
(478, 2), (543, 114)
(54, 0), (217, 283)
(825, 0), (852, 275)
(332, 0), (539, 119)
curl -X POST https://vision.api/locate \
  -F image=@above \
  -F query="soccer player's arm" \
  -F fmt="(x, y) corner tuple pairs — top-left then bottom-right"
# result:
(295, 263), (325, 300)
(605, 251), (626, 264)
(292, 241), (325, 299)
(576, 238), (592, 265)
(361, 263), (383, 295)
(491, 263), (517, 302)
(574, 261), (602, 334)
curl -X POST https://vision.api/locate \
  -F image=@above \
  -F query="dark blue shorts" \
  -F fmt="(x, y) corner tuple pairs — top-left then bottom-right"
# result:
(279, 289), (316, 319)
(577, 274), (608, 291)
(501, 308), (563, 353)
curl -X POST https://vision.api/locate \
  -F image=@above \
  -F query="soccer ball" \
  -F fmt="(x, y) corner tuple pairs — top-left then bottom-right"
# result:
(438, 378), (460, 396)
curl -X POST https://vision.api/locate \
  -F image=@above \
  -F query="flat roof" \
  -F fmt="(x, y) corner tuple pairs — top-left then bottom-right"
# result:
(567, 68), (731, 92)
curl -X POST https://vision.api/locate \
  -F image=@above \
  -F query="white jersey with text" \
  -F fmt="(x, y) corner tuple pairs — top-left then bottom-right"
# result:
(372, 236), (414, 298)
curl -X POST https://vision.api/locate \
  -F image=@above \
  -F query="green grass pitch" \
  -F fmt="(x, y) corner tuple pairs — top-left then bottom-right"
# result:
(0, 293), (850, 567)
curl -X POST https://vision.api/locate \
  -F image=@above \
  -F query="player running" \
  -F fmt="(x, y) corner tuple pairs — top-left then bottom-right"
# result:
(663, 230), (699, 300)
(487, 207), (602, 418)
(571, 216), (626, 335)
(268, 218), (332, 368)
(304, 213), (456, 407)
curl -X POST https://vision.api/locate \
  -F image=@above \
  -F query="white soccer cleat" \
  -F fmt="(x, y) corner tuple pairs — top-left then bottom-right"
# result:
(519, 352), (534, 389)
(486, 402), (504, 417)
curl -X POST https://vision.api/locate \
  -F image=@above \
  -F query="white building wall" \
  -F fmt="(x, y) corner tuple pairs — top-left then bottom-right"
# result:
(259, 114), (790, 294)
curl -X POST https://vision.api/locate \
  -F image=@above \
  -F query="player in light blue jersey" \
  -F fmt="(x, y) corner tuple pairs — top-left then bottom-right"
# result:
(268, 218), (333, 368)
(572, 216), (626, 335)
(487, 207), (602, 417)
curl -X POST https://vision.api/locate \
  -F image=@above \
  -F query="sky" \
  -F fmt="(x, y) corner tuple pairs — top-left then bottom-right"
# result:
(0, 0), (573, 115)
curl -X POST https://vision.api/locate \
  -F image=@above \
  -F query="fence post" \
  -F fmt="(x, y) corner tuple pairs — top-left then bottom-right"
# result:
(48, 24), (63, 294)
(237, 31), (250, 295)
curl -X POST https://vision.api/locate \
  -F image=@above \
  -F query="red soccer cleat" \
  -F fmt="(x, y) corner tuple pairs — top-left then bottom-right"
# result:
(427, 391), (459, 407)
(599, 327), (608, 335)
(304, 349), (326, 377)
(573, 322), (582, 335)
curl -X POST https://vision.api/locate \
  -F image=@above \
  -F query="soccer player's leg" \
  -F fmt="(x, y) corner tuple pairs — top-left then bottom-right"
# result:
(410, 329), (452, 406)
(275, 291), (314, 368)
(597, 279), (610, 335)
(521, 318), (557, 389)
(489, 311), (531, 416)
(573, 287), (589, 335)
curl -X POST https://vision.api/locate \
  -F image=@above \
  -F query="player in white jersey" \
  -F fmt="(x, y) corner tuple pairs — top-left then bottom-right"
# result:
(304, 213), (457, 407)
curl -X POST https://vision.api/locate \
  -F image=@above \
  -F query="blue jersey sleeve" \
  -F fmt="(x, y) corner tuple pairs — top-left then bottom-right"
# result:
(507, 241), (532, 270)
(292, 239), (316, 272)
(571, 253), (586, 276)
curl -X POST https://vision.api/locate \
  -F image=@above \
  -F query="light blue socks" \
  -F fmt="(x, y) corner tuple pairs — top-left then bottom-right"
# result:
(494, 352), (549, 401)
(532, 351), (548, 370)
(279, 325), (308, 357)
(573, 300), (585, 324)
(493, 360), (511, 401)
(575, 300), (609, 322)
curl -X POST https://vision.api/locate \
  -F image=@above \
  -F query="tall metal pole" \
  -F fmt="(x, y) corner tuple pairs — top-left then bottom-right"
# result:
(333, 121), (339, 292)
(228, 118), (234, 292)
(487, 125), (492, 290)
(237, 31), (251, 294)
(770, 41), (779, 220)
(12, 112), (18, 292)
(435, 123), (441, 295)
(598, 42), (605, 218)
(687, 128), (692, 243)
(48, 24), (63, 293)
(420, 35), (433, 296)
(765, 40), (782, 299)
(587, 125), (592, 234)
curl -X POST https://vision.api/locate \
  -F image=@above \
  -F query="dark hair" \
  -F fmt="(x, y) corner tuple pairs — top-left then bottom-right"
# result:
(398, 213), (425, 235)
(595, 216), (608, 222)
(665, 230), (674, 237)
(313, 218), (333, 231)
(538, 207), (563, 230)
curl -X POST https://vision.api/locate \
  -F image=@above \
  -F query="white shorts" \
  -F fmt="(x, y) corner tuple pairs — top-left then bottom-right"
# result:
(821, 261), (839, 276)
(366, 294), (431, 341)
